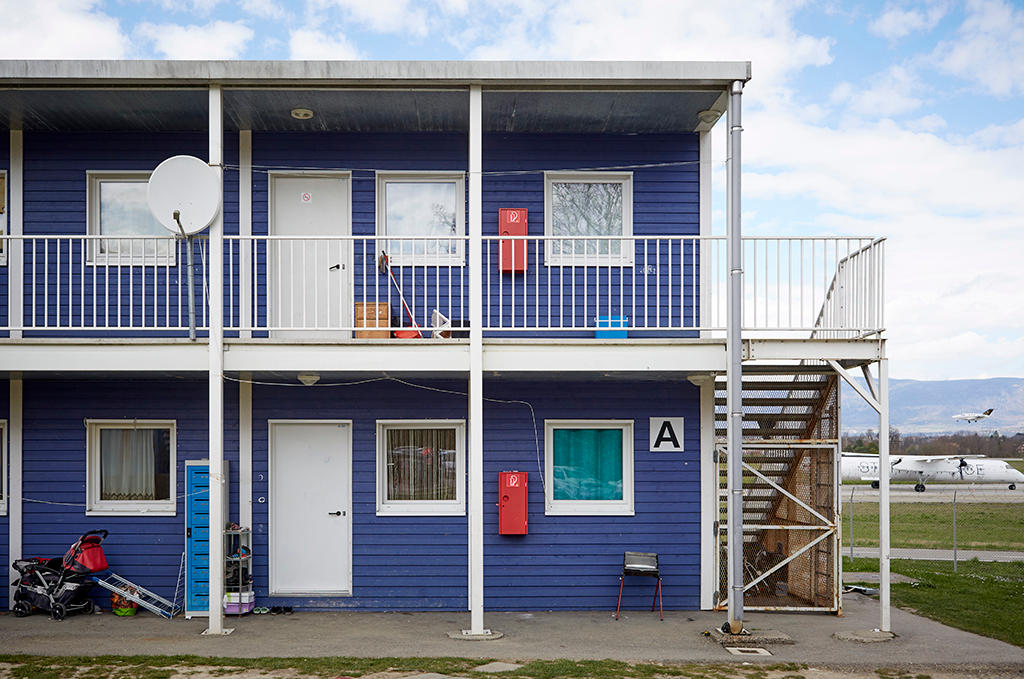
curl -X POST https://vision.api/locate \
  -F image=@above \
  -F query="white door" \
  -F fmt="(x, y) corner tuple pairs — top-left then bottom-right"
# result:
(270, 421), (352, 595)
(269, 174), (351, 338)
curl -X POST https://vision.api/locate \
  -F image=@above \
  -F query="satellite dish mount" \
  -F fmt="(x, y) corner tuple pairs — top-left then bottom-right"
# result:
(148, 156), (222, 341)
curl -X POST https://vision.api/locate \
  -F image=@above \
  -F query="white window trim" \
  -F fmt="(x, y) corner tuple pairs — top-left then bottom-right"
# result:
(1, 170), (7, 266)
(0, 419), (7, 515)
(375, 171), (465, 267)
(544, 171), (634, 266)
(544, 419), (634, 516)
(86, 171), (176, 266)
(86, 419), (177, 516)
(376, 419), (466, 516)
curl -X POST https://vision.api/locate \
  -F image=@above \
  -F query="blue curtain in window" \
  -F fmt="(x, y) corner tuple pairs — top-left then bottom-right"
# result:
(552, 428), (623, 501)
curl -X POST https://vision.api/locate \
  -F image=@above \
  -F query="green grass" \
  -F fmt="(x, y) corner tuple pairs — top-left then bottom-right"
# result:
(843, 502), (1024, 551)
(845, 557), (1024, 648)
(1008, 459), (1024, 474)
(0, 656), (814, 679)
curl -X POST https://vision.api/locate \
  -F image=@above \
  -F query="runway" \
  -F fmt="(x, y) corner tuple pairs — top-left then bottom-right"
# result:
(841, 483), (1024, 503)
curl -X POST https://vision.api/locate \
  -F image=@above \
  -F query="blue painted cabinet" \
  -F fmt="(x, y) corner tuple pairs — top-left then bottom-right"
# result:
(185, 460), (229, 618)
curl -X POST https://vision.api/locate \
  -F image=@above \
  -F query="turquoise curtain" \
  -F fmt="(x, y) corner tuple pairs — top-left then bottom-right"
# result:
(552, 428), (624, 501)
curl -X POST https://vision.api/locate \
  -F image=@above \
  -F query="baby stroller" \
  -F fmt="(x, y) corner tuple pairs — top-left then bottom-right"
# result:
(12, 529), (109, 620)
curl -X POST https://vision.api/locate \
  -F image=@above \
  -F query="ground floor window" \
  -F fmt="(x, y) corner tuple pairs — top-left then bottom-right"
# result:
(86, 420), (176, 515)
(545, 419), (634, 516)
(0, 419), (7, 515)
(376, 420), (465, 516)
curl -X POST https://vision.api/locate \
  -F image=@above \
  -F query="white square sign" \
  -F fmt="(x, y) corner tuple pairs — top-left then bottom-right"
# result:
(649, 417), (684, 452)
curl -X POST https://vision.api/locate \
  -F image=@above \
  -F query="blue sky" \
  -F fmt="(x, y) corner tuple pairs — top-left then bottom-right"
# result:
(4, 0), (1024, 380)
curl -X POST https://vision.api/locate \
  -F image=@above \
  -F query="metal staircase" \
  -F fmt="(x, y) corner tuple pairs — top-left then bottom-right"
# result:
(714, 364), (841, 611)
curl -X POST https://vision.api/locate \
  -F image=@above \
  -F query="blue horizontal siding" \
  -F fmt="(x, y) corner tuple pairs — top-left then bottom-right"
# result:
(19, 378), (239, 608)
(19, 131), (238, 338)
(14, 375), (701, 612)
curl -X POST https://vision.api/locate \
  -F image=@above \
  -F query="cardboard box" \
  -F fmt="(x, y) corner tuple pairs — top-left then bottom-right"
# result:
(355, 302), (390, 338)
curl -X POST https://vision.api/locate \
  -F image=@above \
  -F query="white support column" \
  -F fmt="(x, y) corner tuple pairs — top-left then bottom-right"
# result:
(466, 84), (486, 636)
(878, 357), (891, 632)
(206, 84), (228, 636)
(698, 130), (711, 335)
(239, 130), (252, 339)
(690, 374), (717, 609)
(9, 131), (23, 338)
(7, 378), (22, 609)
(239, 376), (253, 530)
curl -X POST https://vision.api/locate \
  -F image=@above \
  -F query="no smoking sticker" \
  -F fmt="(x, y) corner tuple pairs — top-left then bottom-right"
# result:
(300, 191), (313, 203)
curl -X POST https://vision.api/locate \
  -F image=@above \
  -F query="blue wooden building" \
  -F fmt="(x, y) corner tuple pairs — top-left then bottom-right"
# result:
(0, 60), (889, 634)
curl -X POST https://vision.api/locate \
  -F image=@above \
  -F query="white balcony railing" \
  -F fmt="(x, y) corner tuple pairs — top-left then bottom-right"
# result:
(1, 234), (884, 339)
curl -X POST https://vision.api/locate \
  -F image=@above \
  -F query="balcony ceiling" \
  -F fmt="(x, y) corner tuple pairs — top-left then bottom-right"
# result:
(0, 88), (724, 133)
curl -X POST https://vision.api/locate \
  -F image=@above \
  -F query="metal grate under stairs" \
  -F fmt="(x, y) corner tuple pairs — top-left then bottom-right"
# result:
(715, 365), (838, 539)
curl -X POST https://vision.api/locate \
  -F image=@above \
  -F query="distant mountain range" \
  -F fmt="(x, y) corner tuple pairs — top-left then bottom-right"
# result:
(841, 377), (1024, 434)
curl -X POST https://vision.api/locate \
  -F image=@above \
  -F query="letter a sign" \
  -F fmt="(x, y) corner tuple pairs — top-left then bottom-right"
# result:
(649, 417), (684, 452)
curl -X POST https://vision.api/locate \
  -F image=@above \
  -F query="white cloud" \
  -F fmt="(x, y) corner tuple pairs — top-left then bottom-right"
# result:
(309, 0), (431, 37)
(965, 118), (1024, 147)
(906, 113), (947, 132)
(288, 28), (362, 60)
(136, 20), (254, 59)
(869, 2), (948, 40)
(0, 0), (130, 58)
(829, 65), (924, 117)
(933, 0), (1024, 96)
(240, 0), (286, 20)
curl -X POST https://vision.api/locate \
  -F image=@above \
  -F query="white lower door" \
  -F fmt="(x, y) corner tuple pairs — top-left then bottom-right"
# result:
(270, 421), (352, 595)
(269, 174), (351, 338)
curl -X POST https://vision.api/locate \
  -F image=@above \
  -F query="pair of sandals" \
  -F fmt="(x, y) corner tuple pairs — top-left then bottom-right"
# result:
(252, 605), (293, 615)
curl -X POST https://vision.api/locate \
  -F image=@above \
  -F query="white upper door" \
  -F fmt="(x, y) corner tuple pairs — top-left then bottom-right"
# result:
(269, 174), (351, 338)
(270, 421), (352, 595)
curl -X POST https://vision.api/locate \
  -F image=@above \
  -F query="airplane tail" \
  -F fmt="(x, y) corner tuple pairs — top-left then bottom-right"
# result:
(983, 408), (994, 416)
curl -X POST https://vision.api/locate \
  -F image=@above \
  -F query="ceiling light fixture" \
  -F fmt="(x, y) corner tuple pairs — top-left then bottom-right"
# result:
(297, 372), (321, 386)
(290, 108), (315, 120)
(697, 109), (722, 126)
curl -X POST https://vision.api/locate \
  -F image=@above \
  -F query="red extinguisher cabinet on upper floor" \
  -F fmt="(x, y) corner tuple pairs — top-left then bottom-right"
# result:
(499, 208), (528, 273)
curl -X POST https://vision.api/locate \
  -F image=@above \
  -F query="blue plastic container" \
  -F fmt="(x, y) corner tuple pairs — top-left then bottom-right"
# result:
(595, 315), (628, 338)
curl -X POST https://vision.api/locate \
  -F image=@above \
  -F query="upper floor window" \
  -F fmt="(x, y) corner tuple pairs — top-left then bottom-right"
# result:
(376, 172), (465, 266)
(86, 420), (176, 515)
(376, 419), (465, 516)
(544, 172), (633, 266)
(87, 171), (175, 264)
(1, 171), (7, 266)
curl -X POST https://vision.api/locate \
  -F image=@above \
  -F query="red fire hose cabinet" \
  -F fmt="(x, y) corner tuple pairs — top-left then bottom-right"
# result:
(498, 471), (528, 534)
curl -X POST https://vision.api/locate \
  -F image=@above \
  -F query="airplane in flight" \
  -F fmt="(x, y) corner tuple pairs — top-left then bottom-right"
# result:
(952, 408), (995, 423)
(841, 452), (1024, 492)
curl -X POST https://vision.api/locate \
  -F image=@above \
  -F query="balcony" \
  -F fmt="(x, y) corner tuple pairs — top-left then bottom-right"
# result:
(0, 234), (883, 341)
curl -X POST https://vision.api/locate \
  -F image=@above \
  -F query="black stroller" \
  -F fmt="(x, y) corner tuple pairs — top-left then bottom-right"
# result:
(12, 529), (109, 620)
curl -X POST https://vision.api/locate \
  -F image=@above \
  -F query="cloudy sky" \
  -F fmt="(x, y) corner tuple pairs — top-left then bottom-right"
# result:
(4, 0), (1023, 381)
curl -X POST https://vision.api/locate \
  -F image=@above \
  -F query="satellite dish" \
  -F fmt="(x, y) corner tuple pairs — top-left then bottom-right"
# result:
(147, 155), (221, 235)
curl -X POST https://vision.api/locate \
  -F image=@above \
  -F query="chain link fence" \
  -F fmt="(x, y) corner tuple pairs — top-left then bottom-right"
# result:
(842, 485), (1024, 579)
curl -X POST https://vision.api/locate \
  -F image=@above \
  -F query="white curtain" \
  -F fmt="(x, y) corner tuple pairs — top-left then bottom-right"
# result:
(100, 429), (157, 500)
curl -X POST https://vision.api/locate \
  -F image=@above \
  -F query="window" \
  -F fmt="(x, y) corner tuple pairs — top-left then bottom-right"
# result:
(544, 172), (633, 265)
(376, 420), (465, 516)
(376, 172), (465, 266)
(545, 420), (634, 516)
(0, 420), (7, 515)
(86, 420), (176, 515)
(87, 171), (175, 264)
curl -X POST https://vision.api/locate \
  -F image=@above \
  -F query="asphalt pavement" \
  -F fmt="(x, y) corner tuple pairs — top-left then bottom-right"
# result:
(842, 483), (1024, 503)
(2, 593), (1023, 673)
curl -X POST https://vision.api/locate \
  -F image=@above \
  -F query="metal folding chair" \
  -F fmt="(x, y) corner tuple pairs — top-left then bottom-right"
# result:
(614, 551), (663, 621)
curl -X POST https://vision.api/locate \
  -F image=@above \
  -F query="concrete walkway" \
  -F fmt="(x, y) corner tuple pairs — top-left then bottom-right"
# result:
(848, 546), (1024, 561)
(2, 594), (1023, 672)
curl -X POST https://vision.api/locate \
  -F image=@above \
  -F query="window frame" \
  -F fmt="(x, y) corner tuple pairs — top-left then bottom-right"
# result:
(86, 419), (177, 516)
(544, 419), (634, 516)
(375, 171), (466, 267)
(543, 171), (634, 266)
(0, 420), (7, 515)
(86, 171), (176, 266)
(376, 419), (466, 516)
